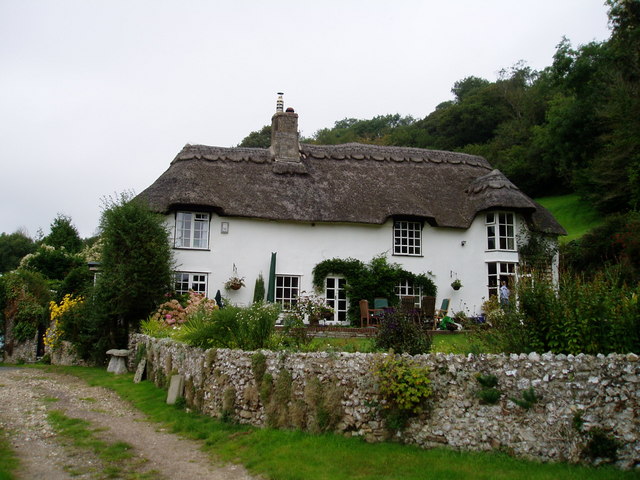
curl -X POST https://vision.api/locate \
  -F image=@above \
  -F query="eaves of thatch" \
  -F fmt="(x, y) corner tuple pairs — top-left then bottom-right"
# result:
(137, 142), (566, 236)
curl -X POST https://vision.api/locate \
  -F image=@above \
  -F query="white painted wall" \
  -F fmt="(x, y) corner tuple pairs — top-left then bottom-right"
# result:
(167, 212), (529, 319)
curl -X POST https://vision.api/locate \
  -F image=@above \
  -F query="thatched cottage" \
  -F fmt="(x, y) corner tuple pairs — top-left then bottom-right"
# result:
(138, 95), (565, 321)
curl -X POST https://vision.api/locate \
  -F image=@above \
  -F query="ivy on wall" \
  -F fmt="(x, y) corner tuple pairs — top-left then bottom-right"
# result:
(312, 254), (436, 324)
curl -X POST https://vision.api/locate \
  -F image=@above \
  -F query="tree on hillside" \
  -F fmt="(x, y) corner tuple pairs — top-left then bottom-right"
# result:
(238, 125), (271, 148)
(0, 231), (35, 273)
(90, 193), (174, 353)
(311, 115), (415, 145)
(44, 214), (83, 253)
(578, 0), (640, 213)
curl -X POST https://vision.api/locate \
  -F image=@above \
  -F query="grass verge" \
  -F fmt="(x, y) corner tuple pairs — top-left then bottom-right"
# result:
(47, 409), (159, 479)
(44, 365), (638, 480)
(0, 427), (19, 480)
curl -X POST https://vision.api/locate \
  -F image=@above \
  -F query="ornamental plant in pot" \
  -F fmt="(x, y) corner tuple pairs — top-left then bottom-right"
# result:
(451, 279), (462, 290)
(225, 264), (245, 290)
(225, 276), (245, 290)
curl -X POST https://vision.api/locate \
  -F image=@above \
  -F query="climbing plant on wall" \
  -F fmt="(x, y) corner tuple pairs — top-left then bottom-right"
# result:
(312, 254), (436, 325)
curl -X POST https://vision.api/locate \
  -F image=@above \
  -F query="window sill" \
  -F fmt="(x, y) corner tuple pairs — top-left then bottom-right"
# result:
(173, 247), (211, 251)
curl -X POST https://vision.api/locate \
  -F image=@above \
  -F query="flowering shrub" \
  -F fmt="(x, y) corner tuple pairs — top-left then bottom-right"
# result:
(149, 291), (218, 327)
(45, 294), (84, 350)
(287, 292), (333, 325)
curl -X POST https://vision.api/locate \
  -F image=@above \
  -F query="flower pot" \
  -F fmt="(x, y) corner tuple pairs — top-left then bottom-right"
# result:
(229, 284), (242, 290)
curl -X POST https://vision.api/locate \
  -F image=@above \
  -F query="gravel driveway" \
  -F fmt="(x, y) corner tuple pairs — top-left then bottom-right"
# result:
(0, 366), (258, 480)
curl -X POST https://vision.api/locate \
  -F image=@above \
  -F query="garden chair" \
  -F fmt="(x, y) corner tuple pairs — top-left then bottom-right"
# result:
(373, 297), (389, 310)
(399, 296), (421, 323)
(420, 295), (436, 329)
(434, 298), (450, 329)
(359, 299), (384, 327)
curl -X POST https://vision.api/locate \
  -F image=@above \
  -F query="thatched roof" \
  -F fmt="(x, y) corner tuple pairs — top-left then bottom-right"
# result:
(138, 142), (566, 235)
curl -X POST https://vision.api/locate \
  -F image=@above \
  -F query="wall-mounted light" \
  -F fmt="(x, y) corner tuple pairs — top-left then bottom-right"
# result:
(461, 240), (466, 247)
(221, 222), (229, 234)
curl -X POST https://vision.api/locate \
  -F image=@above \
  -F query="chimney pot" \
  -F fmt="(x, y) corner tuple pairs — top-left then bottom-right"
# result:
(276, 92), (284, 112)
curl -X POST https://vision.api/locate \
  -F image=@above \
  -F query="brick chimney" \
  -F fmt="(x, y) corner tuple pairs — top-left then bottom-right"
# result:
(270, 93), (300, 163)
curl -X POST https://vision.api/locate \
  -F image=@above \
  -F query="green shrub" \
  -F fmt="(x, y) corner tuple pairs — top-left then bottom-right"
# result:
(470, 270), (640, 354)
(374, 354), (432, 430)
(253, 274), (266, 303)
(171, 303), (278, 351)
(173, 307), (238, 349)
(139, 317), (173, 338)
(475, 374), (501, 405)
(476, 374), (498, 388)
(0, 269), (50, 343)
(510, 387), (539, 410)
(234, 302), (280, 350)
(477, 387), (501, 405)
(582, 427), (621, 463)
(374, 310), (432, 355)
(251, 352), (267, 382)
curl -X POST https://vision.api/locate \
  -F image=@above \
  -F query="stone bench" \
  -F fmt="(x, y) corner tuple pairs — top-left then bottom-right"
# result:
(106, 349), (130, 374)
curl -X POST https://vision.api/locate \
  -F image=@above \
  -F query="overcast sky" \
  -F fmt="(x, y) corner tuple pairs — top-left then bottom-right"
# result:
(0, 0), (611, 239)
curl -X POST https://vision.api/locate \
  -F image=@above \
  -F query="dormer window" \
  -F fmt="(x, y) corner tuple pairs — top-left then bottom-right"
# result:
(393, 220), (422, 256)
(175, 212), (210, 249)
(486, 212), (515, 251)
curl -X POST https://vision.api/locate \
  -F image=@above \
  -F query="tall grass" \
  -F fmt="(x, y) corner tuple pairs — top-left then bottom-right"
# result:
(50, 365), (639, 480)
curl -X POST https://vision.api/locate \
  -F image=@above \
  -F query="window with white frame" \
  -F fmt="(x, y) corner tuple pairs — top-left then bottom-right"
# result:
(275, 275), (300, 310)
(487, 262), (516, 298)
(395, 279), (421, 307)
(393, 220), (422, 256)
(325, 277), (348, 322)
(486, 212), (515, 251)
(175, 272), (207, 295)
(175, 212), (210, 249)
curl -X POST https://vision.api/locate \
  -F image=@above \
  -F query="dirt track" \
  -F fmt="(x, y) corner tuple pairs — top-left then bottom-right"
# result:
(0, 366), (258, 480)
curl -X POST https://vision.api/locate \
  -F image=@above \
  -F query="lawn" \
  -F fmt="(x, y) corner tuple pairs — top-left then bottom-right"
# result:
(308, 333), (471, 354)
(41, 365), (638, 480)
(535, 193), (602, 243)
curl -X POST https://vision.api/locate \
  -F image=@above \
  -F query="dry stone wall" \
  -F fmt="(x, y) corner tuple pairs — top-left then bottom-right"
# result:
(129, 334), (640, 470)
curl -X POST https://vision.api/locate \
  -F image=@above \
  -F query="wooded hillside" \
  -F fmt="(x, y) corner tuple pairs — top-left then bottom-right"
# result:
(240, 0), (639, 217)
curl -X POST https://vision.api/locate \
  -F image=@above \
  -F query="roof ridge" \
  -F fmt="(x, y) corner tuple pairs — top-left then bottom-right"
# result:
(172, 142), (492, 169)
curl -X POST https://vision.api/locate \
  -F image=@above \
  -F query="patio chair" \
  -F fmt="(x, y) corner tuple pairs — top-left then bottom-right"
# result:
(359, 299), (384, 328)
(420, 295), (436, 328)
(434, 298), (450, 329)
(373, 297), (389, 310)
(399, 295), (421, 323)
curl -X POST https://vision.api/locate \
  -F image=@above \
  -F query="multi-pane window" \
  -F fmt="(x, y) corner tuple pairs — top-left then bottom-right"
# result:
(175, 212), (210, 249)
(486, 212), (515, 251)
(487, 262), (516, 298)
(275, 275), (300, 310)
(325, 277), (348, 322)
(393, 220), (422, 256)
(395, 279), (421, 306)
(175, 272), (207, 295)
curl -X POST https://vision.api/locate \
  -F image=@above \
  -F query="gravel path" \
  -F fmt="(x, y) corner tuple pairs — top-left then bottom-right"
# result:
(0, 366), (259, 480)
